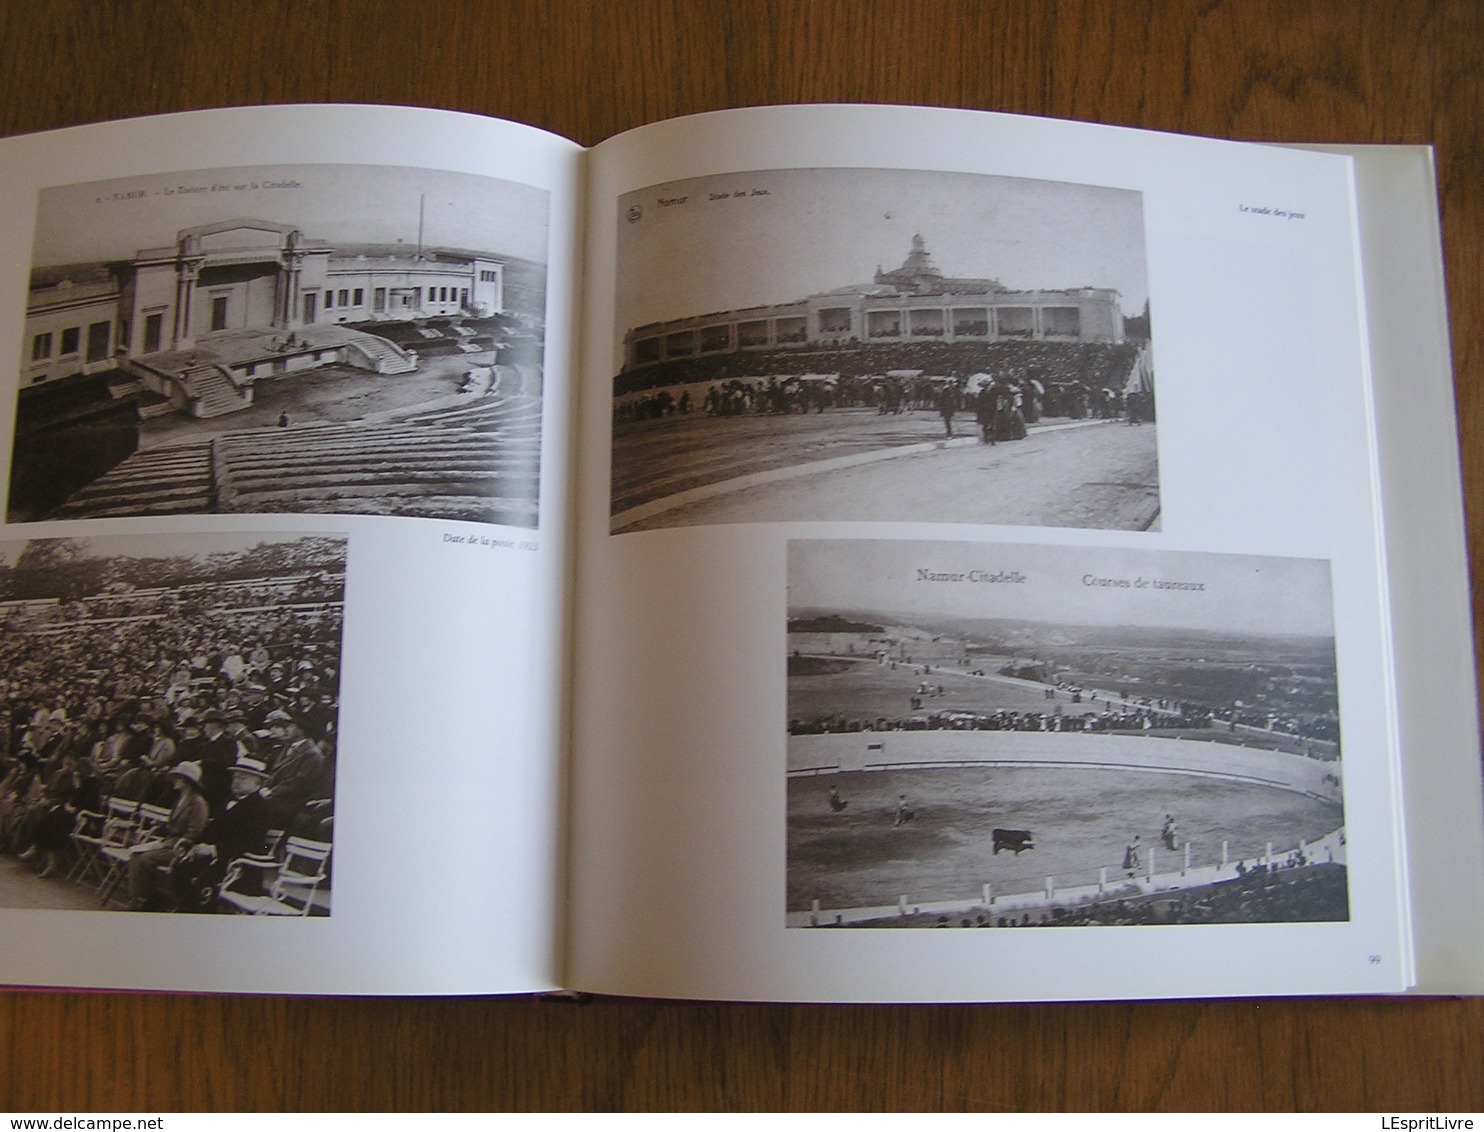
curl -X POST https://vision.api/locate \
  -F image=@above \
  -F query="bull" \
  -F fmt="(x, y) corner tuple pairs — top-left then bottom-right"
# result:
(992, 828), (1034, 855)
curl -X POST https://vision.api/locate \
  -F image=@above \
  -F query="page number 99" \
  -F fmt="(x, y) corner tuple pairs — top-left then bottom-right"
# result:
(1368, 954), (1382, 965)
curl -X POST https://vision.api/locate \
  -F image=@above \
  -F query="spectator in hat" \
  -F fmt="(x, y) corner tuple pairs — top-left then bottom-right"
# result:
(222, 711), (260, 762)
(0, 753), (42, 854)
(197, 709), (236, 815)
(146, 719), (177, 773)
(111, 744), (161, 806)
(126, 761), (210, 911)
(90, 717), (131, 782)
(263, 710), (325, 832)
(175, 757), (273, 912)
(172, 713), (206, 769)
(290, 689), (334, 744)
(17, 751), (95, 878)
(115, 713), (155, 784)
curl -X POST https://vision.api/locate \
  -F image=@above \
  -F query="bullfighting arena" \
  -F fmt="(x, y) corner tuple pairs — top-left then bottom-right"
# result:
(786, 731), (1346, 928)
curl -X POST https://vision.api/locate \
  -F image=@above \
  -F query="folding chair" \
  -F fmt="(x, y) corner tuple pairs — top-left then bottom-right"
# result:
(217, 837), (331, 916)
(97, 800), (170, 907)
(89, 797), (140, 901)
(66, 806), (107, 885)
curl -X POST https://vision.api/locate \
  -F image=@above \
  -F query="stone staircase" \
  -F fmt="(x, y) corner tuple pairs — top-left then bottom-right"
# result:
(105, 374), (144, 401)
(215, 396), (541, 523)
(179, 364), (252, 418)
(50, 442), (215, 518)
(341, 332), (418, 375)
(48, 392), (543, 526)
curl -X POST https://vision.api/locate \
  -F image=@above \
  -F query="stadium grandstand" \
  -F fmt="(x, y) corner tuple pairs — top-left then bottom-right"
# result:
(617, 235), (1150, 403)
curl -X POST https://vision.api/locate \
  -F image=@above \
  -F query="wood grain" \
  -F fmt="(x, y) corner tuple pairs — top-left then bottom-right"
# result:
(0, 0), (1481, 1112)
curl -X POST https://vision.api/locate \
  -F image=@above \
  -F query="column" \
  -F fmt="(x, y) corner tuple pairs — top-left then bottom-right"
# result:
(175, 263), (200, 349)
(282, 255), (303, 328)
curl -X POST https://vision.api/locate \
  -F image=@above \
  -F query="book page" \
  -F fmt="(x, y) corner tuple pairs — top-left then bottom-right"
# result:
(0, 105), (582, 994)
(1307, 144), (1484, 995)
(568, 105), (1415, 1002)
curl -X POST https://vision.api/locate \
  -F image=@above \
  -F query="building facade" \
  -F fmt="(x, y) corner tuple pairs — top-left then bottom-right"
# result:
(622, 235), (1126, 371)
(23, 219), (504, 386)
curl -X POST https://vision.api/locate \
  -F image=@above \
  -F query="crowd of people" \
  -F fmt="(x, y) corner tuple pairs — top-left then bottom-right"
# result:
(616, 338), (1144, 397)
(1021, 863), (1349, 926)
(849, 862), (1348, 929)
(1211, 704), (1341, 745)
(789, 655), (1339, 753)
(848, 860), (1347, 925)
(792, 701), (1251, 738)
(0, 565), (343, 914)
(613, 340), (1152, 428)
(614, 370), (1143, 428)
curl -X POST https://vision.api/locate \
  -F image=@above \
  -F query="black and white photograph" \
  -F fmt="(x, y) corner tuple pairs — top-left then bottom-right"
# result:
(0, 530), (345, 915)
(12, 164), (548, 527)
(787, 539), (1345, 928)
(612, 167), (1157, 534)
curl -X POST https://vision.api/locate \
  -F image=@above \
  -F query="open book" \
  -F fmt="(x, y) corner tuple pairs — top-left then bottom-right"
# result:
(0, 103), (1479, 1002)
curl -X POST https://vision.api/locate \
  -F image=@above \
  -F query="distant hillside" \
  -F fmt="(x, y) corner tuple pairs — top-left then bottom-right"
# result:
(873, 612), (1334, 661)
(787, 612), (885, 634)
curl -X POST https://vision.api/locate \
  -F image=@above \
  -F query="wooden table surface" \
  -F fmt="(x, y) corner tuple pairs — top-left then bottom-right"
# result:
(1, 0), (1481, 1112)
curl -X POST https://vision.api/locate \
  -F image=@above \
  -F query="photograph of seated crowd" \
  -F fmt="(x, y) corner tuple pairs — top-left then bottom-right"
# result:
(0, 531), (345, 916)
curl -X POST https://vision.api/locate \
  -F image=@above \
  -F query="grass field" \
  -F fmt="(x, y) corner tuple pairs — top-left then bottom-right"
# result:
(787, 765), (1344, 917)
(789, 654), (1113, 723)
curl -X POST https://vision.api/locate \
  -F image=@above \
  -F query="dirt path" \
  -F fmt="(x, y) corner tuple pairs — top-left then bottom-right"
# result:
(618, 418), (1159, 532)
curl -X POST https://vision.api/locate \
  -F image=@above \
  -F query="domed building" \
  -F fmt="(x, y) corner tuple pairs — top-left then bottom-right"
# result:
(621, 235), (1126, 372)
